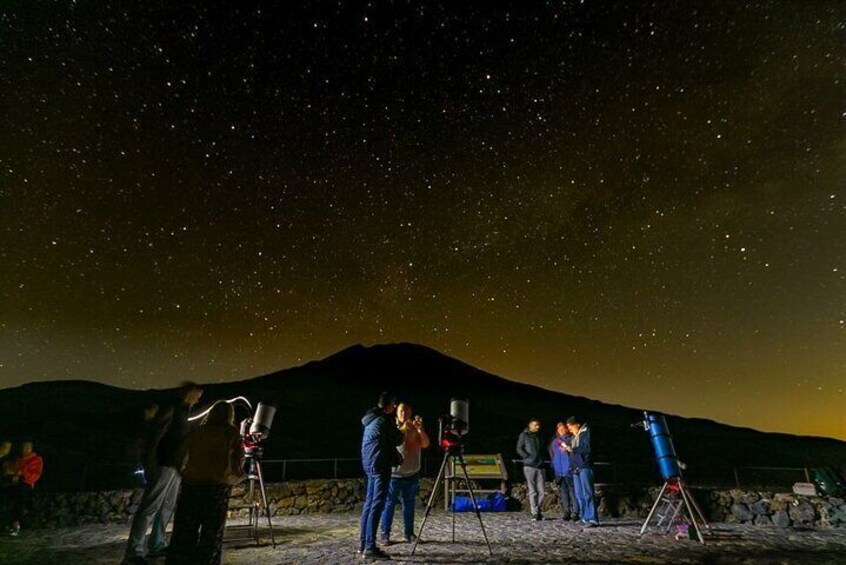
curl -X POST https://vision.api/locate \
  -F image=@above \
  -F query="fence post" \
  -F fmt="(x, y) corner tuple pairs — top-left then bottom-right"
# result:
(733, 467), (740, 489)
(334, 459), (338, 479)
(804, 467), (811, 483)
(283, 460), (287, 482)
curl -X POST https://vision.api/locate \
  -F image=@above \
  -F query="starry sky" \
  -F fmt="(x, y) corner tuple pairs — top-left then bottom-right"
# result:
(1, 2), (843, 439)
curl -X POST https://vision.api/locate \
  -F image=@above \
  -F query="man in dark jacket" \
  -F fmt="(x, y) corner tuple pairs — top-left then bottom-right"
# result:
(565, 416), (598, 526)
(549, 421), (579, 521)
(516, 418), (545, 521)
(358, 392), (404, 560)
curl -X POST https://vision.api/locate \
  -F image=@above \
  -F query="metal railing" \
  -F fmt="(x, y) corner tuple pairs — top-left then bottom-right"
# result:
(731, 466), (813, 489)
(65, 458), (822, 492)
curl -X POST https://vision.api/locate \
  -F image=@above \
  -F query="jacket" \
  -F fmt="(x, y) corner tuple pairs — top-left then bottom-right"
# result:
(157, 401), (194, 468)
(570, 424), (593, 470)
(516, 428), (544, 468)
(16, 452), (44, 488)
(549, 434), (573, 476)
(178, 423), (244, 485)
(360, 407), (404, 476)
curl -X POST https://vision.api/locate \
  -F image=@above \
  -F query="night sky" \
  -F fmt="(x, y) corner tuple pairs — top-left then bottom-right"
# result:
(1, 2), (843, 439)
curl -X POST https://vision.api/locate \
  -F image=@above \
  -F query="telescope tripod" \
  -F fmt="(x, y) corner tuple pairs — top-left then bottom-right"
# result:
(640, 477), (710, 544)
(412, 446), (492, 557)
(226, 449), (276, 547)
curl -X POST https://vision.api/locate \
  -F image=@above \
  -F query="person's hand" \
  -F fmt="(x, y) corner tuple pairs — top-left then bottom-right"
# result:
(413, 415), (424, 430)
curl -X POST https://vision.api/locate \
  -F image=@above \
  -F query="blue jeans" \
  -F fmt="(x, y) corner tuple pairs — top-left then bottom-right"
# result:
(573, 467), (597, 522)
(380, 474), (420, 541)
(359, 472), (390, 551)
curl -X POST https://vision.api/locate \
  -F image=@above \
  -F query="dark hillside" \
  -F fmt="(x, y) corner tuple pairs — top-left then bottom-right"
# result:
(0, 343), (843, 490)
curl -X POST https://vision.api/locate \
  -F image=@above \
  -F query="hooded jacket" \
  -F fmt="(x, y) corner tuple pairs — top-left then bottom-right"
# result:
(360, 407), (404, 476)
(570, 424), (593, 470)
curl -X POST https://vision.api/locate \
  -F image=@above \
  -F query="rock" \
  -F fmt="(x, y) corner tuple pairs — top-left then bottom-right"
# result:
(771, 498), (789, 512)
(735, 491), (761, 505)
(788, 499), (816, 525)
(772, 510), (791, 528)
(730, 503), (754, 522)
(749, 499), (771, 515)
(753, 514), (773, 526)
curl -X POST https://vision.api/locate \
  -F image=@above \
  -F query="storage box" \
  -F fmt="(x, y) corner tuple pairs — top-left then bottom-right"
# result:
(792, 482), (819, 496)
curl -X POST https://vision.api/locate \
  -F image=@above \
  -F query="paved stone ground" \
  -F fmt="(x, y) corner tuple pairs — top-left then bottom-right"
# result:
(1, 511), (845, 564)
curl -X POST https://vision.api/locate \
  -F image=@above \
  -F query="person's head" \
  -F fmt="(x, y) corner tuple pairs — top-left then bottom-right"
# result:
(556, 421), (567, 437)
(377, 391), (397, 415)
(566, 416), (582, 434)
(0, 440), (11, 458)
(20, 441), (33, 456)
(528, 418), (541, 433)
(179, 381), (203, 406)
(397, 402), (413, 423)
(203, 401), (235, 426)
(143, 402), (159, 422)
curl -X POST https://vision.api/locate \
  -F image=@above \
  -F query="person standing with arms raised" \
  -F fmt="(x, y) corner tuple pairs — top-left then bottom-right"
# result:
(379, 401), (430, 545)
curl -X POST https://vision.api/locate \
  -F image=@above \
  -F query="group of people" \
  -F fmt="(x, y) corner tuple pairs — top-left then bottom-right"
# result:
(358, 392), (431, 561)
(123, 382), (245, 565)
(0, 439), (43, 536)
(357, 394), (600, 559)
(517, 416), (597, 526)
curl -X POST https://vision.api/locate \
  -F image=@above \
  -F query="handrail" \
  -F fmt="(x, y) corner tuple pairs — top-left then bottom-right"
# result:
(71, 459), (820, 492)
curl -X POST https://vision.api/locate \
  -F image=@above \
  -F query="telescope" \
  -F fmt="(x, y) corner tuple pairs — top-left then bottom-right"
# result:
(636, 411), (709, 544)
(635, 412), (684, 480)
(247, 402), (276, 440)
(438, 398), (469, 450)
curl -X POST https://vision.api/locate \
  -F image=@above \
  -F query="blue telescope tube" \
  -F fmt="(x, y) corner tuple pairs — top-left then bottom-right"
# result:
(644, 412), (682, 480)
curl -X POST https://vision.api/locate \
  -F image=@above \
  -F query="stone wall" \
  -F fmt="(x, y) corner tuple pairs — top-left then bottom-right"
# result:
(5, 479), (845, 529)
(510, 482), (846, 528)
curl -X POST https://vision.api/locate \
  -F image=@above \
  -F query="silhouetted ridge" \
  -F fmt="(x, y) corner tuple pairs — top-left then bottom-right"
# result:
(0, 342), (844, 492)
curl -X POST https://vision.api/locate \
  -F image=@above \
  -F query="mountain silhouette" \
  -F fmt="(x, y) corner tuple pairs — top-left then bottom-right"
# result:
(0, 343), (843, 490)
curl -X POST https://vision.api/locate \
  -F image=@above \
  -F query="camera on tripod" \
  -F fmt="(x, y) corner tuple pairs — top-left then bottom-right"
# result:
(438, 398), (469, 451)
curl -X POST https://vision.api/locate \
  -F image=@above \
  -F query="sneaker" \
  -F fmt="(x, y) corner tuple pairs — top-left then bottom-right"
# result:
(585, 520), (599, 528)
(532, 514), (542, 521)
(8, 526), (20, 537)
(380, 538), (396, 546)
(361, 547), (391, 560)
(404, 534), (418, 543)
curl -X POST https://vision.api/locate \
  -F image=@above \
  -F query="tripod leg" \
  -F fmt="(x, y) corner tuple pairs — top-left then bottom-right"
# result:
(247, 472), (258, 543)
(412, 450), (450, 557)
(683, 482), (712, 532)
(640, 481), (668, 535)
(678, 482), (706, 545)
(451, 457), (456, 543)
(255, 460), (276, 547)
(456, 452), (492, 556)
